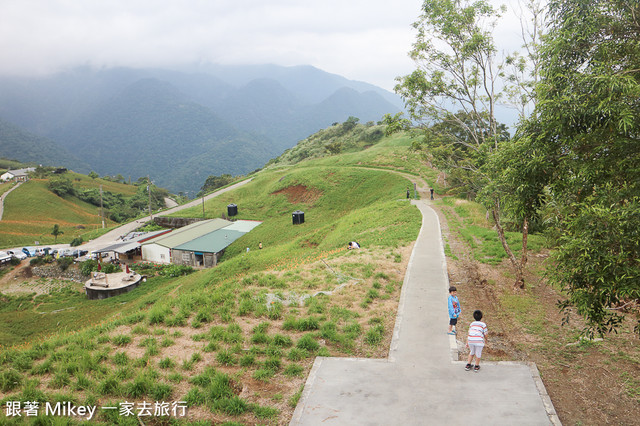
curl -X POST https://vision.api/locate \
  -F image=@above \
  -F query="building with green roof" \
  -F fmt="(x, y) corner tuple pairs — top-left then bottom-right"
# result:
(141, 219), (261, 267)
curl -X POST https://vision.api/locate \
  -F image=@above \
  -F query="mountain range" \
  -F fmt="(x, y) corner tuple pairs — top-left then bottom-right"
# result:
(0, 64), (403, 193)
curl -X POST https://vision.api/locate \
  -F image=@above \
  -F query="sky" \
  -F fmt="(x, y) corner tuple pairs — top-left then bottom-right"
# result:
(0, 0), (529, 91)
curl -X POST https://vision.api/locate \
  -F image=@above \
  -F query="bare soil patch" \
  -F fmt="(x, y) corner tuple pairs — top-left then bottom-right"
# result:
(271, 185), (323, 205)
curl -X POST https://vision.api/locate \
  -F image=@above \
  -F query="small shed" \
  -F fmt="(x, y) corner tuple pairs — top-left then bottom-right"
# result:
(171, 220), (262, 267)
(141, 219), (232, 264)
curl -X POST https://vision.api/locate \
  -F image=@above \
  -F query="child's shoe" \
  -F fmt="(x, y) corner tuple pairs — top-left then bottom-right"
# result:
(473, 365), (480, 372)
(464, 364), (472, 371)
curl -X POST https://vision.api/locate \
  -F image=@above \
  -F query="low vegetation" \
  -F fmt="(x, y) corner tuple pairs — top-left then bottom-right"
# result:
(0, 140), (425, 423)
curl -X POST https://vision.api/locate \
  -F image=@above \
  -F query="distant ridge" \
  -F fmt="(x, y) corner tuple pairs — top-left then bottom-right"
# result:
(0, 64), (403, 192)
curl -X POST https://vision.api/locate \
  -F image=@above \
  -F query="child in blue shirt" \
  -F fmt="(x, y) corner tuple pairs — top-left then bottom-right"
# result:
(447, 286), (461, 335)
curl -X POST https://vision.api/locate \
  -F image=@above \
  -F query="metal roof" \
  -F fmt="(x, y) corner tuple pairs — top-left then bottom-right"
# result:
(173, 220), (262, 254)
(141, 219), (232, 248)
(93, 230), (169, 254)
(223, 220), (262, 233)
(174, 229), (246, 253)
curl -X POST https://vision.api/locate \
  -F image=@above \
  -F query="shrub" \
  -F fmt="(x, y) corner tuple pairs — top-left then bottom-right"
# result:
(215, 350), (236, 366)
(112, 334), (132, 346)
(159, 357), (176, 369)
(296, 334), (320, 352)
(287, 348), (309, 361)
(365, 325), (385, 346)
(80, 259), (98, 275)
(70, 237), (83, 247)
(0, 369), (22, 392)
(56, 256), (73, 271)
(213, 396), (248, 415)
(185, 387), (206, 406)
(284, 364), (304, 377)
(272, 334), (293, 348)
(239, 354), (256, 367)
(151, 383), (173, 400)
(29, 257), (45, 266)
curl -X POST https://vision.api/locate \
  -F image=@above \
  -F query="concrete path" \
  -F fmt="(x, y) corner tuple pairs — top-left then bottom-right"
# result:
(0, 181), (24, 221)
(291, 200), (560, 426)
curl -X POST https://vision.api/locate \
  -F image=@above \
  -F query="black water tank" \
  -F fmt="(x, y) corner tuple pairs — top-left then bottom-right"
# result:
(292, 210), (305, 225)
(227, 204), (238, 217)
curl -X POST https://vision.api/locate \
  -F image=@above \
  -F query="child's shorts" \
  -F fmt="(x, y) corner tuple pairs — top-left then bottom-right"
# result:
(449, 318), (458, 326)
(468, 343), (484, 358)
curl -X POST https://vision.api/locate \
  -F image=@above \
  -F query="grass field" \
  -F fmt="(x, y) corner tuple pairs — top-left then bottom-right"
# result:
(1, 128), (637, 424)
(0, 141), (424, 424)
(0, 173), (137, 248)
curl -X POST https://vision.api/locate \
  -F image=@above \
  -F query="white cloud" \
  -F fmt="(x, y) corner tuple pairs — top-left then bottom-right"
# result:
(0, 0), (531, 91)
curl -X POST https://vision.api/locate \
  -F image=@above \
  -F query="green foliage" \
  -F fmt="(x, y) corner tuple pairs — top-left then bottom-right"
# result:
(510, 0), (640, 335)
(382, 112), (411, 136)
(199, 174), (236, 197)
(69, 236), (83, 247)
(267, 120), (387, 167)
(47, 176), (75, 197)
(51, 224), (63, 242)
(56, 256), (73, 271)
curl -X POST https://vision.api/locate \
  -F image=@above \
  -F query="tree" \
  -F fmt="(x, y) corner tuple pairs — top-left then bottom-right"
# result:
(88, 171), (99, 179)
(396, 0), (535, 287)
(381, 112), (411, 136)
(48, 176), (74, 197)
(199, 174), (235, 196)
(51, 224), (63, 242)
(513, 0), (640, 335)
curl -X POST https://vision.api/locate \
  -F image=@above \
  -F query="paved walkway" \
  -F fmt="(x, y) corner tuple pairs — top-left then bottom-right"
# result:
(291, 200), (560, 426)
(0, 181), (24, 221)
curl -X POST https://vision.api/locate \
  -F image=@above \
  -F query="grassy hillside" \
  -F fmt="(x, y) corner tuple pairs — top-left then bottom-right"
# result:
(0, 132), (427, 424)
(1, 126), (636, 424)
(0, 172), (138, 248)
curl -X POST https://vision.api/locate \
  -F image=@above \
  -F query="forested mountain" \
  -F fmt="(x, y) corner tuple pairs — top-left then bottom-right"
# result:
(0, 65), (402, 192)
(0, 118), (89, 170)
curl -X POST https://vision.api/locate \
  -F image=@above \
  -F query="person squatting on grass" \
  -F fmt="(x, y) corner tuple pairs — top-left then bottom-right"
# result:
(465, 310), (488, 372)
(447, 286), (461, 335)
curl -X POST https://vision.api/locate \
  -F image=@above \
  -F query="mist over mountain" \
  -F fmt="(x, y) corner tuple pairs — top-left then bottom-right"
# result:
(0, 64), (403, 193)
(0, 117), (89, 170)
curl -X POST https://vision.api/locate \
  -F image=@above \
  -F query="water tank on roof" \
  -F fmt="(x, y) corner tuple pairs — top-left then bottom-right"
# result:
(292, 210), (305, 225)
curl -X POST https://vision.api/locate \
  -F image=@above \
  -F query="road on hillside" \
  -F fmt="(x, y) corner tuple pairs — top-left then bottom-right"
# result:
(4, 178), (252, 254)
(79, 178), (253, 252)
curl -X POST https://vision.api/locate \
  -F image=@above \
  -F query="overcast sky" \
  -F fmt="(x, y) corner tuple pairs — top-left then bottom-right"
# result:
(0, 0), (528, 91)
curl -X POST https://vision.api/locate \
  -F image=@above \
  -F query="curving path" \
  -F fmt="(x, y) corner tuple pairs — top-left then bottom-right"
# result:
(0, 181), (24, 221)
(290, 199), (560, 425)
(78, 178), (253, 252)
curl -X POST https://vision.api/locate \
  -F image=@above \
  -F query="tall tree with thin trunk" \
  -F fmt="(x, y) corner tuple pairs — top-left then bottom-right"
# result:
(51, 224), (63, 243)
(395, 0), (540, 288)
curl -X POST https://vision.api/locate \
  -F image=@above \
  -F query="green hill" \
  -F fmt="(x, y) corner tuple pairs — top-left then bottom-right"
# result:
(0, 129), (428, 424)
(0, 171), (155, 248)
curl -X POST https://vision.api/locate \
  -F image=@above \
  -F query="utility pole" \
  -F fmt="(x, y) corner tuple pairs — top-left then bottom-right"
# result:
(202, 195), (205, 218)
(100, 185), (105, 228)
(147, 176), (153, 220)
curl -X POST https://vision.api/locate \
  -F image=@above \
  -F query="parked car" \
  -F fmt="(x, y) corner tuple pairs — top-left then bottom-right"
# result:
(57, 249), (74, 257)
(7, 250), (27, 260)
(22, 247), (37, 257)
(0, 251), (12, 264)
